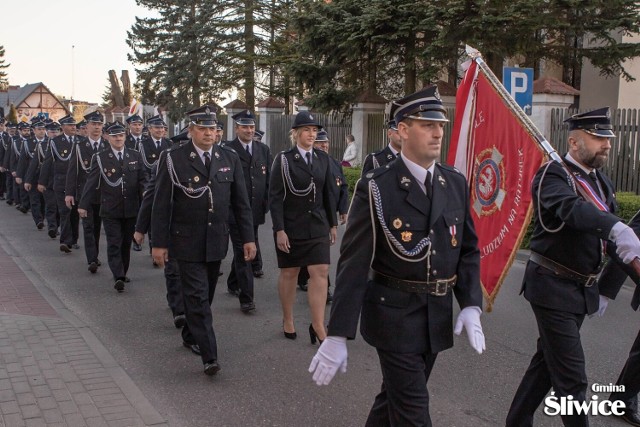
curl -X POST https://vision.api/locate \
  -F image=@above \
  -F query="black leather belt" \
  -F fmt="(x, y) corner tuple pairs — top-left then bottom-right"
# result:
(371, 271), (457, 296)
(529, 252), (599, 287)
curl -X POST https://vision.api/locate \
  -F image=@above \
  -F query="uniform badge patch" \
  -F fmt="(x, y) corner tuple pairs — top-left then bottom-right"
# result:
(190, 152), (197, 159)
(401, 176), (411, 187)
(392, 218), (402, 229)
(194, 176), (200, 183)
(401, 231), (412, 242)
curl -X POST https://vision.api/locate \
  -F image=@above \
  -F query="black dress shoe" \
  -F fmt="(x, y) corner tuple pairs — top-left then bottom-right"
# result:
(6, 200), (13, 206)
(124, 276), (130, 283)
(88, 262), (98, 274)
(96, 259), (102, 266)
(203, 360), (220, 376)
(298, 281), (308, 291)
(253, 270), (264, 278)
(72, 244), (80, 249)
(227, 288), (240, 297)
(240, 302), (256, 313)
(218, 271), (224, 277)
(183, 341), (201, 355)
(326, 288), (333, 304)
(59, 244), (71, 253)
(619, 411), (640, 427)
(132, 242), (142, 251)
(48, 229), (57, 239)
(173, 314), (186, 329)
(18, 206), (28, 214)
(36, 222), (44, 230)
(114, 279), (125, 293)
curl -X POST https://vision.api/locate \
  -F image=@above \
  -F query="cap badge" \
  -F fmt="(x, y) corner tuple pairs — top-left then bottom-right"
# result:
(434, 88), (441, 100)
(309, 114), (314, 120)
(205, 107), (211, 115)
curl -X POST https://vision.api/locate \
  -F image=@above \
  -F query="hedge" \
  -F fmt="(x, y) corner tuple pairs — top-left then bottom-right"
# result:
(341, 167), (640, 249)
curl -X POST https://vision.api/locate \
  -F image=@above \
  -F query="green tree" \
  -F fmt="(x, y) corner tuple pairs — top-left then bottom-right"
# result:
(128, 1), (235, 120)
(0, 45), (10, 90)
(7, 104), (17, 123)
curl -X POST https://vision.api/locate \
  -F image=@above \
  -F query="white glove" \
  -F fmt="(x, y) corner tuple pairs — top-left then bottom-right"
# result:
(592, 295), (609, 318)
(614, 225), (640, 264)
(309, 336), (348, 386)
(454, 306), (486, 354)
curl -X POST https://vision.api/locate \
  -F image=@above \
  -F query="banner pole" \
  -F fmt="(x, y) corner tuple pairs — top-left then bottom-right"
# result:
(464, 45), (640, 275)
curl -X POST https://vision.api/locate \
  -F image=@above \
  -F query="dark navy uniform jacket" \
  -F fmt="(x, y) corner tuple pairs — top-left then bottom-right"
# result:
(328, 159), (482, 354)
(523, 159), (619, 315)
(25, 138), (49, 186)
(40, 134), (76, 192)
(7, 136), (26, 173)
(0, 132), (10, 166)
(362, 145), (397, 176)
(78, 148), (147, 219)
(151, 140), (254, 263)
(16, 138), (38, 180)
(138, 136), (170, 174)
(328, 156), (349, 215)
(66, 137), (109, 205)
(225, 137), (272, 226)
(125, 134), (143, 151)
(269, 147), (338, 239)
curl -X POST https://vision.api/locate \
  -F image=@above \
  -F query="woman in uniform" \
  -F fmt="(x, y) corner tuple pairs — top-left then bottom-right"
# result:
(270, 111), (338, 343)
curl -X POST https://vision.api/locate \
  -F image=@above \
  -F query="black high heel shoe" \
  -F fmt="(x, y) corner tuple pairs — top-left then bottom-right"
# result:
(309, 324), (324, 345)
(283, 321), (297, 340)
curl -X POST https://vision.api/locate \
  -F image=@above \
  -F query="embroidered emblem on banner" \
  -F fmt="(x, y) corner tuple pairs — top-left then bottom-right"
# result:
(472, 146), (506, 217)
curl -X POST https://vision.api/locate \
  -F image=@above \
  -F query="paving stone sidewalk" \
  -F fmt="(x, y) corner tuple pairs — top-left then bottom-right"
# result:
(0, 240), (167, 427)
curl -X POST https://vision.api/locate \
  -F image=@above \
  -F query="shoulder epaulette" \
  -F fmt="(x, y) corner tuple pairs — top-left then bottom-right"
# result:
(363, 164), (391, 180)
(437, 162), (464, 175)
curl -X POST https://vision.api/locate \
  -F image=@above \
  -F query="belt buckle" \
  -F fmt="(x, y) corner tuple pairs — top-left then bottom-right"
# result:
(584, 275), (597, 287)
(432, 281), (448, 296)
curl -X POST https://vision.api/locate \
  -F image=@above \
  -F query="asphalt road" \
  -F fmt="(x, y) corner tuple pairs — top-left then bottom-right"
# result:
(0, 204), (638, 427)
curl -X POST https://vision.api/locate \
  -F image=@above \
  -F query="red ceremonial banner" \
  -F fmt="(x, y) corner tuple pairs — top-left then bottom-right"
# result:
(447, 61), (545, 310)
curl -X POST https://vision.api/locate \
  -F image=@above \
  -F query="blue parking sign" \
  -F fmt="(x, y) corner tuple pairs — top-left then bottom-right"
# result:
(503, 67), (533, 115)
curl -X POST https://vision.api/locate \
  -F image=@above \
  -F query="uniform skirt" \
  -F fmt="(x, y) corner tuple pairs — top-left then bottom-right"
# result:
(275, 234), (330, 268)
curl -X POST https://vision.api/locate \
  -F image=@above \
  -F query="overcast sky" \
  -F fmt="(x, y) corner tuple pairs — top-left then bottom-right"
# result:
(1, 0), (151, 104)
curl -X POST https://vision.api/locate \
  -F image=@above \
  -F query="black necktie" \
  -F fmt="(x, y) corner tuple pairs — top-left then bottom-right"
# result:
(156, 140), (161, 150)
(589, 171), (603, 199)
(425, 171), (433, 199)
(305, 152), (312, 169)
(246, 144), (251, 157)
(118, 151), (123, 164)
(203, 151), (211, 171)
(93, 143), (99, 153)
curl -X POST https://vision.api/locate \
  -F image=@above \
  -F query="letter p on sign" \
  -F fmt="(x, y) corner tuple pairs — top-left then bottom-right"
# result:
(503, 67), (534, 115)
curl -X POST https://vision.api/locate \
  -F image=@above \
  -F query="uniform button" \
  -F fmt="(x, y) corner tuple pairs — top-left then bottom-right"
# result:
(431, 250), (436, 255)
(308, 210), (311, 213)
(208, 222), (212, 226)
(432, 270), (437, 275)
(429, 229), (434, 234)
(380, 297), (385, 302)
(208, 181), (212, 184)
